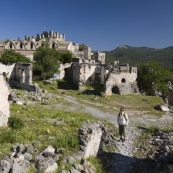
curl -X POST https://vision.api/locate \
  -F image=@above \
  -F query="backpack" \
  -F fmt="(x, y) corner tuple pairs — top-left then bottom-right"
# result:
(118, 113), (128, 122)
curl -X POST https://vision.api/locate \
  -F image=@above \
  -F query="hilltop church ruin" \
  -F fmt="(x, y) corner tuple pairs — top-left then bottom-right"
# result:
(0, 30), (139, 95)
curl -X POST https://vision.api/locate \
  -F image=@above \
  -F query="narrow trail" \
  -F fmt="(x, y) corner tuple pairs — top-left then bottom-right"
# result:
(49, 94), (173, 173)
(110, 126), (137, 173)
(62, 95), (142, 173)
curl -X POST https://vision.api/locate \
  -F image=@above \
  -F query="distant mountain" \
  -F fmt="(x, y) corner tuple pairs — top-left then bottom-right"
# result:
(104, 45), (173, 70)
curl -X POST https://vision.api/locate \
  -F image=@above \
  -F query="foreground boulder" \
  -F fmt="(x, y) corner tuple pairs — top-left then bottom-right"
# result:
(0, 75), (10, 126)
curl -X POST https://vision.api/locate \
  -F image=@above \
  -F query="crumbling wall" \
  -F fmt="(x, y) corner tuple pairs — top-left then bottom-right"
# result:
(93, 51), (105, 64)
(59, 63), (71, 79)
(9, 63), (39, 92)
(0, 63), (38, 92)
(105, 71), (138, 95)
(0, 75), (10, 126)
(72, 63), (106, 90)
(78, 122), (103, 159)
(0, 63), (15, 77)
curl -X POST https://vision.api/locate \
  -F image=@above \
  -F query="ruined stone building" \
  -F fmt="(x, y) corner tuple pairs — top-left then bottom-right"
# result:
(70, 60), (138, 95)
(0, 30), (96, 61)
(0, 63), (38, 92)
(0, 30), (138, 95)
(105, 64), (138, 95)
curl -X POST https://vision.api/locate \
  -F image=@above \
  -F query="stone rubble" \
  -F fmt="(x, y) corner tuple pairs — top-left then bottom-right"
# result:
(0, 121), (117, 173)
(8, 88), (60, 106)
(0, 143), (58, 173)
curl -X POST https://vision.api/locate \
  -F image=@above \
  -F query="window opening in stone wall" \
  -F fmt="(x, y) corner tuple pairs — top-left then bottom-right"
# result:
(18, 68), (20, 73)
(52, 43), (55, 49)
(121, 78), (126, 83)
(30, 43), (33, 49)
(21, 69), (26, 83)
(64, 68), (71, 79)
(95, 73), (101, 82)
(10, 43), (12, 49)
(20, 43), (23, 49)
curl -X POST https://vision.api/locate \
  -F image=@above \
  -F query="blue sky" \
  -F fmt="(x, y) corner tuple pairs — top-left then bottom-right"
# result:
(1, 0), (173, 51)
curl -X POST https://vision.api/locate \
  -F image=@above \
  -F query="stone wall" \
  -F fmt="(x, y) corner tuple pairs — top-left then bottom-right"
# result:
(36, 30), (65, 42)
(78, 121), (117, 159)
(93, 51), (105, 64)
(0, 46), (4, 51)
(78, 122), (103, 159)
(83, 47), (91, 59)
(0, 31), (97, 66)
(0, 75), (10, 126)
(0, 63), (15, 76)
(105, 71), (138, 95)
(59, 63), (71, 79)
(72, 63), (106, 90)
(15, 50), (35, 61)
(9, 63), (37, 92)
(0, 63), (37, 92)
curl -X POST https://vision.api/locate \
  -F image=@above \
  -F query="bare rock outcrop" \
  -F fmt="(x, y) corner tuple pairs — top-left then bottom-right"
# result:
(0, 75), (10, 126)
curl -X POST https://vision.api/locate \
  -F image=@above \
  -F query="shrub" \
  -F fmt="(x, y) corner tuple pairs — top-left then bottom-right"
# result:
(54, 134), (79, 151)
(146, 125), (159, 134)
(50, 86), (56, 90)
(33, 63), (43, 75)
(0, 131), (16, 144)
(0, 50), (30, 65)
(8, 116), (24, 130)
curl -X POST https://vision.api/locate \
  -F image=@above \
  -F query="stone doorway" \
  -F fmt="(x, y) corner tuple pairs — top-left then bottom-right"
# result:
(112, 85), (119, 94)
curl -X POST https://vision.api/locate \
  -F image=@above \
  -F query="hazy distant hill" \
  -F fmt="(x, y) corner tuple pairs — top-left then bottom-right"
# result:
(104, 45), (173, 70)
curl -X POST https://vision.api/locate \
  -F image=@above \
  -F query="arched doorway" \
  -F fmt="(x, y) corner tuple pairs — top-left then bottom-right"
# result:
(112, 85), (119, 94)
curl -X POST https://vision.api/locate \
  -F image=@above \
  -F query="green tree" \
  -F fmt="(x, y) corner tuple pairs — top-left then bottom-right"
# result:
(0, 50), (30, 65)
(33, 38), (74, 78)
(59, 51), (74, 64)
(79, 43), (87, 51)
(137, 60), (172, 96)
(4, 39), (10, 43)
(33, 44), (61, 79)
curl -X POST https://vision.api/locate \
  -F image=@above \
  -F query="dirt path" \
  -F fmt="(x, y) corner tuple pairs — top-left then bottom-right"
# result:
(50, 94), (173, 173)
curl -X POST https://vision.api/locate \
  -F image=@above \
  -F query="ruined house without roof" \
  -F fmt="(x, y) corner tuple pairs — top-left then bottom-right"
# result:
(0, 30), (139, 95)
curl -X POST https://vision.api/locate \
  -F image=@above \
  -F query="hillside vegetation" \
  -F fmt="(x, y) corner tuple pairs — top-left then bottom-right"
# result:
(104, 45), (173, 70)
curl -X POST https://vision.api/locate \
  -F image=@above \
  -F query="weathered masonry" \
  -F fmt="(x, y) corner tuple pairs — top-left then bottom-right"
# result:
(0, 30), (138, 96)
(105, 64), (138, 95)
(0, 30), (104, 62)
(71, 60), (139, 95)
(0, 75), (10, 126)
(0, 63), (38, 92)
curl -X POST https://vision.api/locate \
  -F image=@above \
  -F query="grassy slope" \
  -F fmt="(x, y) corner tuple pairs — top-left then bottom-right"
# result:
(0, 80), (169, 173)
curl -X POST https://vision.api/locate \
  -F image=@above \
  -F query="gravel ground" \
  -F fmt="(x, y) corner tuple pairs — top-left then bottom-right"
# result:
(50, 94), (173, 173)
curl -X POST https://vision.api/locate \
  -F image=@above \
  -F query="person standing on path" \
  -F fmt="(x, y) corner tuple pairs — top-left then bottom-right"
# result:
(117, 107), (129, 142)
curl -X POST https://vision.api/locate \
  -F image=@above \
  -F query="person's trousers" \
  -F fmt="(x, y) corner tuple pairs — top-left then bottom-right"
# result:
(119, 125), (126, 137)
